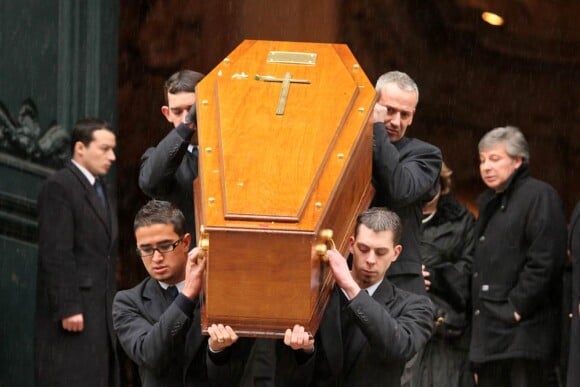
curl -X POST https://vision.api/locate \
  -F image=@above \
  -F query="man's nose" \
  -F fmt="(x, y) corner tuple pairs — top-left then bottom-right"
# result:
(390, 112), (401, 127)
(152, 250), (164, 262)
(178, 110), (189, 122)
(108, 150), (116, 162)
(366, 252), (377, 265)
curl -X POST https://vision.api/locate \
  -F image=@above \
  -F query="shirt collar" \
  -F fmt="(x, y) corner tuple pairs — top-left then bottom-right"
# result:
(364, 280), (381, 296)
(158, 280), (185, 292)
(71, 159), (96, 185)
(340, 278), (382, 300)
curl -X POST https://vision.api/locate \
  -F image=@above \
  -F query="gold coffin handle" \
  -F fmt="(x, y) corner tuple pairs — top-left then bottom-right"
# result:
(316, 229), (336, 262)
(198, 225), (209, 258)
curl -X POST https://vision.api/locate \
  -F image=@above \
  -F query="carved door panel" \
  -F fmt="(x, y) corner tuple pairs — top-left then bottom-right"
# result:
(0, 2), (118, 386)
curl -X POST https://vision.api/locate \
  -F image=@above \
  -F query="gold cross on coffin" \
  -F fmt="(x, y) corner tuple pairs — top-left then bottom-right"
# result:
(255, 73), (311, 115)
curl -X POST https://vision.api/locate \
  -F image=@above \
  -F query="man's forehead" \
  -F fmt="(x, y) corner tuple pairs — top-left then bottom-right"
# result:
(378, 84), (417, 109)
(135, 223), (178, 240)
(356, 227), (395, 247)
(90, 129), (116, 144)
(167, 91), (196, 106)
(480, 143), (508, 156)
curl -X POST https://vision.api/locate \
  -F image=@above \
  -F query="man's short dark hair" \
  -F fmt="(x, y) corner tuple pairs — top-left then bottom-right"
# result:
(163, 70), (205, 104)
(354, 207), (402, 245)
(134, 200), (187, 237)
(70, 117), (113, 154)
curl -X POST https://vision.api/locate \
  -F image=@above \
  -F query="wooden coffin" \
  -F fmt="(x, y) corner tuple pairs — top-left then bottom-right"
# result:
(194, 40), (376, 338)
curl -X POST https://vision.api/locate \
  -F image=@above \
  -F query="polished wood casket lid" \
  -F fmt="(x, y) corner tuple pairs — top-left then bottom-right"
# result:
(194, 40), (376, 337)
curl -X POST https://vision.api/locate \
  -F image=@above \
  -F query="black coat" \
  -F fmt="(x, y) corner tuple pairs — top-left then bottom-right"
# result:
(567, 203), (580, 387)
(420, 194), (475, 270)
(470, 165), (567, 363)
(35, 161), (118, 386)
(372, 122), (442, 294)
(308, 279), (434, 386)
(414, 194), (475, 387)
(139, 124), (198, 238)
(113, 277), (250, 387)
(421, 194), (475, 340)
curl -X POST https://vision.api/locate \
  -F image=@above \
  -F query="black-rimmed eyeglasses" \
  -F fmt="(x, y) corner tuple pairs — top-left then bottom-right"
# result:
(136, 239), (182, 258)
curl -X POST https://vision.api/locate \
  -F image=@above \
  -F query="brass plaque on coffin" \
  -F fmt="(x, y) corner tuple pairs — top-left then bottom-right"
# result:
(194, 40), (376, 338)
(266, 51), (318, 65)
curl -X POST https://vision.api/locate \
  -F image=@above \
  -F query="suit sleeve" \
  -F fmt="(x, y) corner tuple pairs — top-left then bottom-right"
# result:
(372, 122), (442, 207)
(348, 291), (433, 362)
(206, 338), (256, 387)
(112, 291), (198, 374)
(509, 188), (567, 318)
(571, 203), (580, 316)
(37, 179), (82, 320)
(139, 124), (193, 198)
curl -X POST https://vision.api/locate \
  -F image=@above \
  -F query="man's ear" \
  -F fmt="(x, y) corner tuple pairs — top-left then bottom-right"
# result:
(161, 106), (171, 122)
(348, 235), (356, 254)
(73, 141), (85, 158)
(392, 244), (403, 262)
(182, 233), (192, 250)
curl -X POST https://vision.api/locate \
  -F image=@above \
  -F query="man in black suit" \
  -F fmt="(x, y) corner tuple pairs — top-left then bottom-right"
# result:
(35, 118), (118, 386)
(139, 69), (204, 238)
(567, 203), (580, 387)
(113, 200), (250, 386)
(293, 207), (433, 386)
(372, 71), (442, 295)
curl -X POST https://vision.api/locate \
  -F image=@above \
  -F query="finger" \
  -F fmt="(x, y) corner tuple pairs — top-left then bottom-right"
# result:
(207, 325), (219, 341)
(292, 325), (305, 343)
(196, 255), (207, 270)
(224, 325), (238, 343)
(292, 325), (308, 346)
(284, 328), (293, 346)
(212, 324), (226, 343)
(188, 247), (201, 259)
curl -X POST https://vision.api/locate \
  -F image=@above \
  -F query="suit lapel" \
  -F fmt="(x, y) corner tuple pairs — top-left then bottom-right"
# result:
(184, 298), (204, 373)
(343, 278), (394, 373)
(67, 163), (111, 236)
(320, 286), (344, 378)
(142, 279), (170, 322)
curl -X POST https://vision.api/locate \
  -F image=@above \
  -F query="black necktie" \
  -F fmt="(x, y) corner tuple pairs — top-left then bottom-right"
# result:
(166, 286), (178, 302)
(94, 179), (106, 208)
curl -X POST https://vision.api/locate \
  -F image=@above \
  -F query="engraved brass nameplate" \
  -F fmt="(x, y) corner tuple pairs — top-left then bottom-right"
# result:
(267, 51), (317, 65)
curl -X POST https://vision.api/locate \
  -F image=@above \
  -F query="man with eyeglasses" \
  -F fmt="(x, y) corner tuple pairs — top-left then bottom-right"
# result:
(112, 200), (246, 386)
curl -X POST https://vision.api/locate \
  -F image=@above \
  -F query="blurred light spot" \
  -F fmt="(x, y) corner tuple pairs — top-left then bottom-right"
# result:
(482, 11), (504, 26)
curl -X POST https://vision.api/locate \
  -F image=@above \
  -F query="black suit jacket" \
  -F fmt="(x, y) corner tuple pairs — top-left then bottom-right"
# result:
(372, 123), (442, 294)
(139, 124), (198, 238)
(567, 203), (580, 386)
(35, 161), (118, 387)
(113, 277), (247, 387)
(309, 278), (433, 386)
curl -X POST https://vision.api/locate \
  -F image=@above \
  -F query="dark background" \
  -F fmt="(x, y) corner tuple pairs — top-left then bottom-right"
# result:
(116, 0), (580, 288)
(1, 0), (578, 385)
